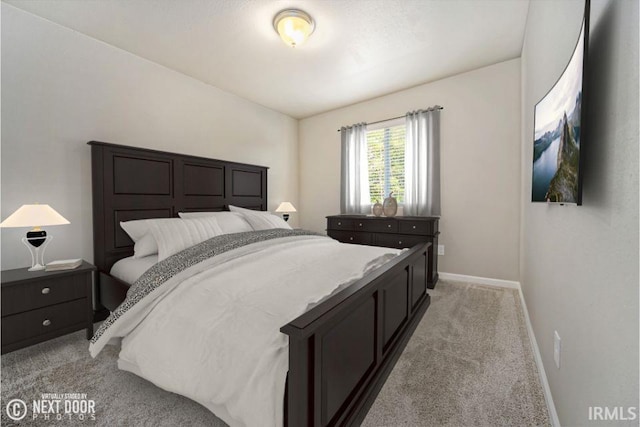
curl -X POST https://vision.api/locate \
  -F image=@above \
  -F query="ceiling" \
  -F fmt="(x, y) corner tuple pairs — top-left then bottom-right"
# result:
(5, 0), (530, 119)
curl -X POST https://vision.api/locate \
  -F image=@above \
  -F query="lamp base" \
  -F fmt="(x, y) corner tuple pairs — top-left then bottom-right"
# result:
(283, 213), (290, 222)
(27, 230), (47, 247)
(22, 234), (52, 272)
(28, 263), (46, 272)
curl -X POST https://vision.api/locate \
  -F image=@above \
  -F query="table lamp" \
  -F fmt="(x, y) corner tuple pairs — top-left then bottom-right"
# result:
(0, 204), (70, 271)
(275, 202), (297, 222)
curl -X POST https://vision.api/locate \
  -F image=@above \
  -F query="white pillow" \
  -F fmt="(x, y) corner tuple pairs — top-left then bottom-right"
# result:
(228, 205), (292, 231)
(120, 218), (156, 242)
(149, 217), (224, 261)
(178, 211), (253, 234)
(120, 218), (172, 258)
(133, 233), (158, 259)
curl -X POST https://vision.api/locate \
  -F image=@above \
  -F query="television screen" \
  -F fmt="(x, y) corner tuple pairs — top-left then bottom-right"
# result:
(531, 4), (588, 204)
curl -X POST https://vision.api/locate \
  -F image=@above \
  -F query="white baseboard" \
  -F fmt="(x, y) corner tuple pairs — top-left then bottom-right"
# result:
(516, 286), (561, 427)
(438, 271), (559, 426)
(438, 272), (520, 289)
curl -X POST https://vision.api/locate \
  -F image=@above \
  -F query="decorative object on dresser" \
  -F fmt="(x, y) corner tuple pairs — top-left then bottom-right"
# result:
(372, 200), (383, 216)
(382, 192), (398, 217)
(0, 204), (70, 271)
(327, 214), (440, 288)
(275, 201), (297, 222)
(1, 261), (95, 354)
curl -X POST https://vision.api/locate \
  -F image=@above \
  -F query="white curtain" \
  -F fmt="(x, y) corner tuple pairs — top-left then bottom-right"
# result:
(340, 123), (371, 214)
(404, 108), (441, 216)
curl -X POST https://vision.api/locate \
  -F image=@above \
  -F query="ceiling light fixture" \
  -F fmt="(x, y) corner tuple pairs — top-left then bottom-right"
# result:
(273, 9), (315, 48)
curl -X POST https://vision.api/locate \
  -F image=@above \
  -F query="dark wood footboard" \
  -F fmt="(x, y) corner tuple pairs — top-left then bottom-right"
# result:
(281, 242), (432, 426)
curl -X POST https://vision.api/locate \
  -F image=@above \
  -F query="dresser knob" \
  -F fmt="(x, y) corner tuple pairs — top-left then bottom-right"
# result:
(338, 222), (342, 226)
(398, 241), (402, 245)
(349, 237), (354, 241)
(41, 287), (50, 295)
(412, 225), (416, 229)
(359, 223), (362, 226)
(42, 319), (51, 327)
(388, 224), (391, 228)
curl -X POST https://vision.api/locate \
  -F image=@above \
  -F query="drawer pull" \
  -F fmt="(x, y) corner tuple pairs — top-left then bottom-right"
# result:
(41, 287), (51, 295)
(359, 223), (362, 226)
(388, 224), (391, 228)
(42, 319), (51, 327)
(412, 225), (416, 229)
(338, 222), (342, 226)
(398, 241), (402, 245)
(349, 237), (354, 241)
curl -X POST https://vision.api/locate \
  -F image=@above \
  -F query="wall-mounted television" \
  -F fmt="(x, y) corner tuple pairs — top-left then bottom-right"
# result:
(531, 0), (589, 205)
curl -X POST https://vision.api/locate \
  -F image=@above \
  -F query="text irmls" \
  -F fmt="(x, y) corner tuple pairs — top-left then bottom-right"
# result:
(589, 406), (638, 421)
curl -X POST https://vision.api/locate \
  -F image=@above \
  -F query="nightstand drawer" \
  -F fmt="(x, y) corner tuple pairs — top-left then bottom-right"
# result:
(1, 274), (89, 316)
(1, 299), (88, 347)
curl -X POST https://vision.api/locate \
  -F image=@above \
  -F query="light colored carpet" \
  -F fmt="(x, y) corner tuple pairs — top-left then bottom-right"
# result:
(1, 280), (549, 426)
(362, 281), (549, 427)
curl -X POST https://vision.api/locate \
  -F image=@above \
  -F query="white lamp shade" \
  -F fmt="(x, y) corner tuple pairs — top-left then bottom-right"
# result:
(0, 204), (70, 228)
(275, 202), (297, 213)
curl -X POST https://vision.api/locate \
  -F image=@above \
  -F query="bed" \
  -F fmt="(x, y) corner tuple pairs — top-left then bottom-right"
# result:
(88, 141), (432, 426)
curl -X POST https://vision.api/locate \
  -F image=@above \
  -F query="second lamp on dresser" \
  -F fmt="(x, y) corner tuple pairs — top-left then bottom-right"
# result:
(326, 214), (439, 288)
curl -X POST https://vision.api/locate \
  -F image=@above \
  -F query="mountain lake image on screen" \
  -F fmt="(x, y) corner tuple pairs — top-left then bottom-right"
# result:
(531, 18), (586, 204)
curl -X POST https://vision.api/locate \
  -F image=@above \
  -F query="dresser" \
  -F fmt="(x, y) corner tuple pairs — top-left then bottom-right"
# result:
(1, 261), (95, 354)
(326, 215), (439, 288)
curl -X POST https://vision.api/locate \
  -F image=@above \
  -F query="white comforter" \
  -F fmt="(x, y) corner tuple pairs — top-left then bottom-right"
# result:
(90, 234), (399, 427)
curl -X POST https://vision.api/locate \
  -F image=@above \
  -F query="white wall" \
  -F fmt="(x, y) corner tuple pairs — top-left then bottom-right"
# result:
(520, 0), (639, 424)
(299, 59), (521, 281)
(0, 4), (299, 270)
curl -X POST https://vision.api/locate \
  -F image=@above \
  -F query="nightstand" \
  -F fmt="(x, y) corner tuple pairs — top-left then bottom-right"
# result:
(1, 261), (95, 354)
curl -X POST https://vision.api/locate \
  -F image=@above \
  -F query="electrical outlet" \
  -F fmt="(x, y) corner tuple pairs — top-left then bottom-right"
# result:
(437, 245), (445, 256)
(554, 331), (561, 368)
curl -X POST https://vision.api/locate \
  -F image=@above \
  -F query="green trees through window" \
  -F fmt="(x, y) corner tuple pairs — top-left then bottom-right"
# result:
(366, 124), (406, 204)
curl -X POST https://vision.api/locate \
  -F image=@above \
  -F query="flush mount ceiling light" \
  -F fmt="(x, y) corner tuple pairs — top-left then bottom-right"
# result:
(273, 9), (315, 48)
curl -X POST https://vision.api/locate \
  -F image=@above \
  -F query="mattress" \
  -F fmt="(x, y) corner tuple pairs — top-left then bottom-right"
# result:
(110, 255), (158, 284)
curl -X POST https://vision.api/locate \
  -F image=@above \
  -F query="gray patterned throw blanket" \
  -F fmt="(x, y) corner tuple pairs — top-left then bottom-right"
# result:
(91, 229), (319, 345)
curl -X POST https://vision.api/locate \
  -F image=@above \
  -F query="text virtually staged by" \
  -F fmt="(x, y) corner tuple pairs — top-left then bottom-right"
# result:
(0, 0), (638, 426)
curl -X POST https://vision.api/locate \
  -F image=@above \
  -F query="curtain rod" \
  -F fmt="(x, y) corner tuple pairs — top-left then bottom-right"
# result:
(336, 106), (443, 132)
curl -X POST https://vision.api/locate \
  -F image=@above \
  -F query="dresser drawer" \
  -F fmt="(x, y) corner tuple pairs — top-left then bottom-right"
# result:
(1, 299), (88, 347)
(398, 220), (436, 235)
(327, 218), (355, 231)
(1, 274), (89, 316)
(376, 234), (426, 249)
(363, 219), (398, 233)
(328, 230), (373, 245)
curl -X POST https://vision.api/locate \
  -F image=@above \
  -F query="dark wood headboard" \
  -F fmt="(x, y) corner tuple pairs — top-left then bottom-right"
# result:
(89, 141), (268, 273)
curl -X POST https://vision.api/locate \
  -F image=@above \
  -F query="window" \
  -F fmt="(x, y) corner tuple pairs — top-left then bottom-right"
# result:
(366, 122), (406, 204)
(341, 111), (440, 216)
